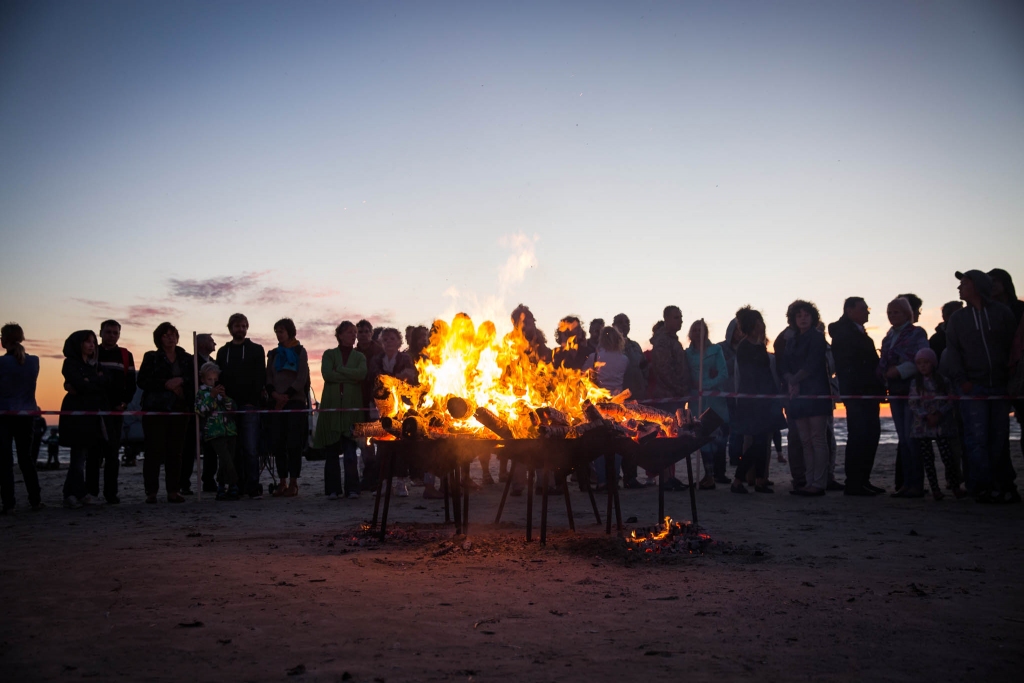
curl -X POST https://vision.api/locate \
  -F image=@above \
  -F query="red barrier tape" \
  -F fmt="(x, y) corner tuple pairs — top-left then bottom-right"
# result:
(2, 392), (1017, 417)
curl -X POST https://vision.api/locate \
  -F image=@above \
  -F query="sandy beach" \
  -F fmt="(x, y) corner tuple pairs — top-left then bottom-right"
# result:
(2, 441), (1022, 682)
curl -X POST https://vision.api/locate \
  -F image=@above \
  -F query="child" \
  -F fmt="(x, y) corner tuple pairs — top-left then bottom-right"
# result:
(908, 348), (966, 500)
(194, 362), (240, 501)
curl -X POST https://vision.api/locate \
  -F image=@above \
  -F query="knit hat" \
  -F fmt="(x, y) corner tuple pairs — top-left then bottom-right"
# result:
(914, 347), (938, 366)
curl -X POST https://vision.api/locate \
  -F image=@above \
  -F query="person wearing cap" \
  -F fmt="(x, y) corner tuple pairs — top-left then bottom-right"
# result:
(944, 270), (1018, 503)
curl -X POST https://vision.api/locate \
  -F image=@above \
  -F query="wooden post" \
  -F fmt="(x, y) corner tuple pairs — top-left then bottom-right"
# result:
(192, 332), (202, 502)
(696, 319), (705, 483)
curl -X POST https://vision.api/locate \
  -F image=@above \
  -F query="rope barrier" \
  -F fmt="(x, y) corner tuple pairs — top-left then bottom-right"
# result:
(3, 391), (1017, 417)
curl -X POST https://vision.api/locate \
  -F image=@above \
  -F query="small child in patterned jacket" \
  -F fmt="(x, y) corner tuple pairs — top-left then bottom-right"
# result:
(908, 349), (966, 500)
(195, 362), (240, 501)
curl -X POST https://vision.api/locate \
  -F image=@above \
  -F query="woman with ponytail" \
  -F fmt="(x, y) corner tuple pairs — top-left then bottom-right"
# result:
(0, 323), (43, 512)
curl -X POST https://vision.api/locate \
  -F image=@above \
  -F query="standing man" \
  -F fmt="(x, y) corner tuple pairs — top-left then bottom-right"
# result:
(215, 314), (266, 499)
(181, 333), (217, 494)
(93, 319), (135, 504)
(944, 271), (1018, 502)
(828, 298), (885, 496)
(355, 319), (383, 491)
(649, 306), (692, 490)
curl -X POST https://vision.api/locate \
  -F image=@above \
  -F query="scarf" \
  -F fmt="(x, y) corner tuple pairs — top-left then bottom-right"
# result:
(274, 342), (299, 373)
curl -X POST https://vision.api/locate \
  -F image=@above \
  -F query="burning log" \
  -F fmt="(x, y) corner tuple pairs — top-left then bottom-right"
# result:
(570, 421), (608, 438)
(473, 407), (515, 440)
(353, 421), (387, 438)
(539, 424), (571, 439)
(582, 400), (605, 424)
(401, 415), (432, 440)
(536, 407), (570, 426)
(619, 401), (677, 427)
(609, 389), (631, 404)
(378, 416), (403, 438)
(444, 395), (475, 420)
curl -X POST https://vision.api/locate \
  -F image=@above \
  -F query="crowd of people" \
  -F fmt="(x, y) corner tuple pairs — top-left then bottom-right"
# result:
(1, 268), (1022, 513)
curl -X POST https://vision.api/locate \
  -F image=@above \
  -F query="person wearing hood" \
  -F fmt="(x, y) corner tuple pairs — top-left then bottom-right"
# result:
(0, 323), (43, 512)
(828, 297), (886, 496)
(944, 270), (1018, 502)
(59, 329), (110, 508)
(137, 322), (195, 504)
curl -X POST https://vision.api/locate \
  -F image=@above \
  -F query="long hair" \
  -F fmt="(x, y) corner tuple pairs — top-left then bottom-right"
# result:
(1, 323), (26, 365)
(599, 326), (624, 353)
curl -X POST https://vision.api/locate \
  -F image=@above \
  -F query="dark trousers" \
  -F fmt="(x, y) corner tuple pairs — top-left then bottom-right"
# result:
(88, 416), (122, 500)
(621, 454), (641, 484)
(324, 437), (359, 495)
(143, 415), (187, 495)
(0, 416), (42, 510)
(735, 433), (769, 482)
(917, 437), (962, 492)
(891, 397), (911, 490)
(844, 399), (881, 489)
(270, 402), (306, 480)
(63, 446), (91, 500)
(180, 417), (217, 492)
(728, 427), (744, 469)
(234, 411), (262, 495)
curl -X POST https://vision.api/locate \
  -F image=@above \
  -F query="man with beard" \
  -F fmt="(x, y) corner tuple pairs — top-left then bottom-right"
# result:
(215, 314), (266, 498)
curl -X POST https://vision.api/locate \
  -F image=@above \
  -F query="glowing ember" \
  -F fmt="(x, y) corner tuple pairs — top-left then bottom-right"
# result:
(625, 517), (715, 555)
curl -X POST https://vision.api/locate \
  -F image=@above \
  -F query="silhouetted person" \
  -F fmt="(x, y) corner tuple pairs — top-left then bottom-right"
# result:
(59, 330), (109, 508)
(215, 313), (266, 498)
(930, 301), (964, 361)
(0, 323), (43, 511)
(987, 269), (1024, 324)
(93, 319), (135, 504)
(266, 318), (310, 498)
(181, 333), (216, 495)
(898, 293), (923, 324)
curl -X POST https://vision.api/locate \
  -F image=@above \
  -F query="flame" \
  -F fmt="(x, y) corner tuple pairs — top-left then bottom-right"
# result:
(403, 314), (610, 437)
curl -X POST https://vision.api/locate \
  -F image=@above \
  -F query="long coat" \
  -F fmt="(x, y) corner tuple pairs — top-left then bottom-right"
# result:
(312, 347), (367, 447)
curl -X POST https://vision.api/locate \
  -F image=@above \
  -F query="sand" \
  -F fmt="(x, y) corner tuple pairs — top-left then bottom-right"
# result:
(2, 442), (1023, 682)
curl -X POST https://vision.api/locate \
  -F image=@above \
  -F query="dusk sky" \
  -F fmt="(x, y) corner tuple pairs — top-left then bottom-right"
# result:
(2, 0), (1023, 412)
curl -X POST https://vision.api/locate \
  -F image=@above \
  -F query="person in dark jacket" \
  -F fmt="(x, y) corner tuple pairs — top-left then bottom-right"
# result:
(828, 297), (886, 496)
(729, 307), (779, 494)
(266, 318), (310, 497)
(215, 313), (266, 498)
(92, 319), (135, 504)
(0, 323), (43, 511)
(137, 322), (194, 504)
(780, 300), (832, 496)
(988, 269), (1024, 324)
(59, 330), (109, 508)
(944, 270), (1018, 501)
(355, 319), (383, 491)
(929, 301), (964, 361)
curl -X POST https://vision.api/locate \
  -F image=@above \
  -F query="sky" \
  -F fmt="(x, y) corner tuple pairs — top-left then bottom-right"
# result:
(2, 0), (1023, 414)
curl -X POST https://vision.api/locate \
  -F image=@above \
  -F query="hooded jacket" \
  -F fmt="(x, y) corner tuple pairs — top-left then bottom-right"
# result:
(943, 301), (1016, 389)
(59, 331), (109, 447)
(215, 339), (266, 407)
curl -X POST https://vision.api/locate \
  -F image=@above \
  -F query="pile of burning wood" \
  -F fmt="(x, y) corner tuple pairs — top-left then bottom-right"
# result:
(626, 518), (715, 555)
(353, 376), (704, 444)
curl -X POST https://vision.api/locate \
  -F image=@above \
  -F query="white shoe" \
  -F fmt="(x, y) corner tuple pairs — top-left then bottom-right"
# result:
(396, 480), (409, 497)
(64, 496), (82, 509)
(347, 492), (360, 499)
(80, 494), (100, 506)
(327, 492), (338, 501)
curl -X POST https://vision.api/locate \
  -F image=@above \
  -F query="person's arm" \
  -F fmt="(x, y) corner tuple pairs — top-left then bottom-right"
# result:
(265, 351), (277, 396)
(335, 352), (368, 383)
(792, 333), (827, 384)
(320, 350), (345, 384)
(703, 349), (728, 390)
(62, 359), (92, 394)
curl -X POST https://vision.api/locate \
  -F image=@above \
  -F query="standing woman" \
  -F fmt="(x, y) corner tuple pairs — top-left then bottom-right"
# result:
(730, 308), (778, 493)
(876, 297), (928, 496)
(313, 321), (367, 500)
(59, 330), (109, 507)
(686, 320), (729, 489)
(0, 323), (43, 511)
(137, 322), (194, 504)
(266, 318), (310, 497)
(780, 300), (833, 496)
